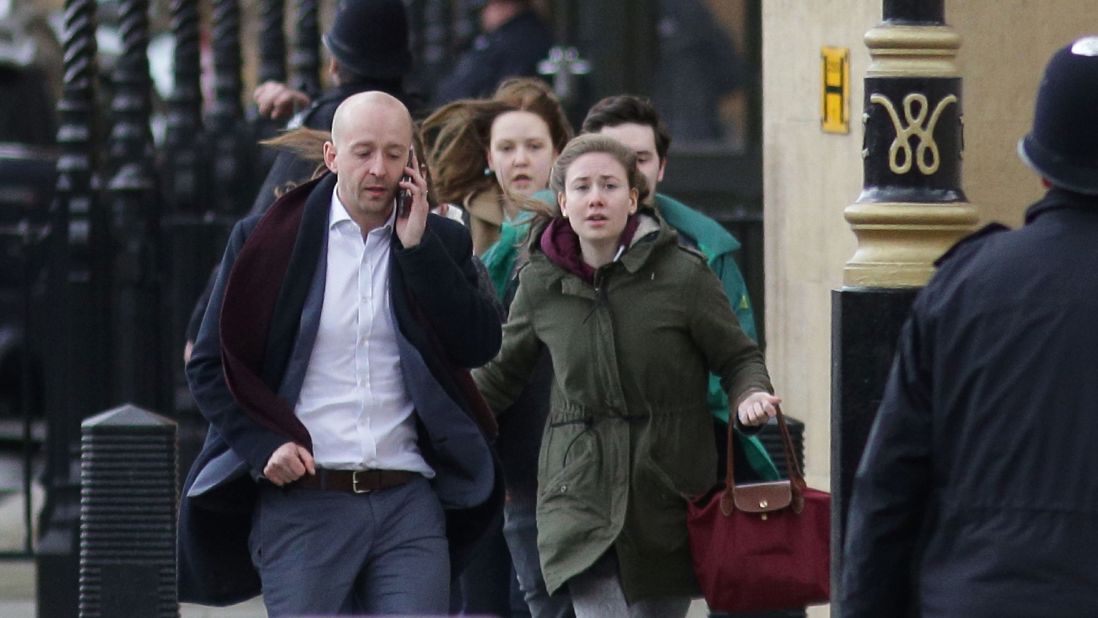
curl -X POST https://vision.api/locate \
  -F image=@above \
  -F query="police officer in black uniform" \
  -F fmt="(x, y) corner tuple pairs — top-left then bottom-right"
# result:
(249, 0), (421, 215)
(841, 36), (1098, 618)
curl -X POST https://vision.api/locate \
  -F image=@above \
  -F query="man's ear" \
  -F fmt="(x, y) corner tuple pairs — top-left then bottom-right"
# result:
(656, 157), (667, 183)
(323, 142), (338, 174)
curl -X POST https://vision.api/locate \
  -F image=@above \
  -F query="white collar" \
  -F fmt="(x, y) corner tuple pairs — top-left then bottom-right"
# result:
(329, 184), (397, 234)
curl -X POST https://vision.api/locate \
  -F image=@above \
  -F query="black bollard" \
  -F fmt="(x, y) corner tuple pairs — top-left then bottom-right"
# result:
(79, 404), (178, 618)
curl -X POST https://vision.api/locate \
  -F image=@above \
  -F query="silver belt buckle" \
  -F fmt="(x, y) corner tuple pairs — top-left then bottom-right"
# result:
(352, 470), (372, 494)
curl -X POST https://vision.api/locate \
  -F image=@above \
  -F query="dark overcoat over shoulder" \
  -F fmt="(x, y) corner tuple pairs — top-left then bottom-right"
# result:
(841, 189), (1098, 617)
(179, 173), (503, 605)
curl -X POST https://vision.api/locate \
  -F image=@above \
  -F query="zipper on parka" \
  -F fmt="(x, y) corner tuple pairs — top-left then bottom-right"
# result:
(584, 245), (626, 323)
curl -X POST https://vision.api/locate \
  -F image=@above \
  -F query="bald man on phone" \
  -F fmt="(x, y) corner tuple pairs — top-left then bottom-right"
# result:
(179, 92), (503, 617)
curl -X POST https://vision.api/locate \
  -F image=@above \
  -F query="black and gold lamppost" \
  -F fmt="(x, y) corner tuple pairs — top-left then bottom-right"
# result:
(831, 0), (977, 604)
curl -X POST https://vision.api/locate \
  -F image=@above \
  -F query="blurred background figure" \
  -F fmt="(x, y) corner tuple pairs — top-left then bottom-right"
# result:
(0, 4), (59, 146)
(0, 2), (58, 430)
(651, 0), (748, 145)
(433, 0), (554, 106)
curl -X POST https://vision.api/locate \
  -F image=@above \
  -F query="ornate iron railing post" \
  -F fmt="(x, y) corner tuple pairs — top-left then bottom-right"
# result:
(107, 0), (162, 411)
(164, 0), (204, 214)
(162, 0), (218, 482)
(290, 0), (321, 98)
(206, 0), (251, 216)
(37, 0), (109, 615)
(258, 0), (288, 85)
(831, 1), (977, 608)
(251, 0), (290, 153)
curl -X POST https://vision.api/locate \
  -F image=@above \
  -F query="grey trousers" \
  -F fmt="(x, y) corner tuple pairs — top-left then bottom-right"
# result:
(503, 490), (575, 618)
(249, 475), (449, 617)
(568, 551), (691, 618)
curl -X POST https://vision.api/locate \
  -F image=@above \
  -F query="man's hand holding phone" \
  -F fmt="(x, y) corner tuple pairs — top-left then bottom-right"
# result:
(395, 146), (430, 249)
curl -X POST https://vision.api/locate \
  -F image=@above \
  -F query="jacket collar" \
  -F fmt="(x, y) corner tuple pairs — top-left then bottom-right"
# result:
(618, 212), (666, 273)
(530, 210), (672, 289)
(1025, 187), (1098, 224)
(464, 186), (504, 226)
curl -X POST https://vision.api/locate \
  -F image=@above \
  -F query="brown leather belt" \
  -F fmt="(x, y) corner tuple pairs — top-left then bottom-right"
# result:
(291, 468), (416, 494)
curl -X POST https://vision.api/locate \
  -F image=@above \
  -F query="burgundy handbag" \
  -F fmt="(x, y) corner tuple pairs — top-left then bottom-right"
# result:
(686, 406), (830, 612)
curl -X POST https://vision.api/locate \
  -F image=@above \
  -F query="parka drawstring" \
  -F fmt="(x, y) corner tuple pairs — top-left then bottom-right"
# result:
(557, 417), (596, 466)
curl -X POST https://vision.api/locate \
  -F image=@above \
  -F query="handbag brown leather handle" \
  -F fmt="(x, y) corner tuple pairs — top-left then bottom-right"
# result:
(721, 403), (807, 516)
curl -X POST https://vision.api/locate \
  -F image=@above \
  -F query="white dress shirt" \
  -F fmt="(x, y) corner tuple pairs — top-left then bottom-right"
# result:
(293, 188), (433, 476)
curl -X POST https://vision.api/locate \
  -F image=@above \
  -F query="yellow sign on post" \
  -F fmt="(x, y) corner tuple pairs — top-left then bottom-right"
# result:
(822, 47), (850, 134)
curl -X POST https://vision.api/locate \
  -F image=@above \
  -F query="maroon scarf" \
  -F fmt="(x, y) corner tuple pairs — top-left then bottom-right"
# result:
(539, 214), (641, 282)
(218, 176), (328, 450)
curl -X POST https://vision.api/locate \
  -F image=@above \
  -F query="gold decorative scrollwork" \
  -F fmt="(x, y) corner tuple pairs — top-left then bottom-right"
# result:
(869, 92), (957, 175)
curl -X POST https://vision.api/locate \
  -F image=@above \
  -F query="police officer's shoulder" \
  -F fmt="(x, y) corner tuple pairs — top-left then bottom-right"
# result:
(934, 222), (1010, 267)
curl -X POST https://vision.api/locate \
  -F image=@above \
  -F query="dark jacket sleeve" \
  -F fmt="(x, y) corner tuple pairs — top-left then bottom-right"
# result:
(840, 308), (934, 617)
(185, 218), (293, 475)
(184, 269), (216, 344)
(472, 267), (543, 414)
(395, 216), (503, 368)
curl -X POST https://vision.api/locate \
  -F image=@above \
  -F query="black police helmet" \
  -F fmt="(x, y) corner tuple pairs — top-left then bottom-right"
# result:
(322, 0), (412, 80)
(1019, 36), (1098, 195)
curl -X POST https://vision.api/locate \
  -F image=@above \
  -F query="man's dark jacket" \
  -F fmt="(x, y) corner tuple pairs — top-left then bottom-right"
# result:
(179, 173), (503, 605)
(841, 188), (1098, 617)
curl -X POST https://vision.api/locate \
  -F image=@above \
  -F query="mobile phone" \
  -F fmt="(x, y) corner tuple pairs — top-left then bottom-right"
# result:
(397, 147), (414, 218)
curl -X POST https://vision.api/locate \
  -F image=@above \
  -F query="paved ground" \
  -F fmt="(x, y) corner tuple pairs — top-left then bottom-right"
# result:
(0, 448), (813, 617)
(0, 555), (712, 618)
(0, 559), (269, 617)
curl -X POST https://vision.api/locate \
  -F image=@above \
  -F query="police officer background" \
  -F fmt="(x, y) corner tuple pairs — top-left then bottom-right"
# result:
(841, 36), (1098, 618)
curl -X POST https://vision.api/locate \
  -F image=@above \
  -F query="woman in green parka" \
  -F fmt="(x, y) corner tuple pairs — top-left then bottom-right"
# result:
(473, 134), (782, 618)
